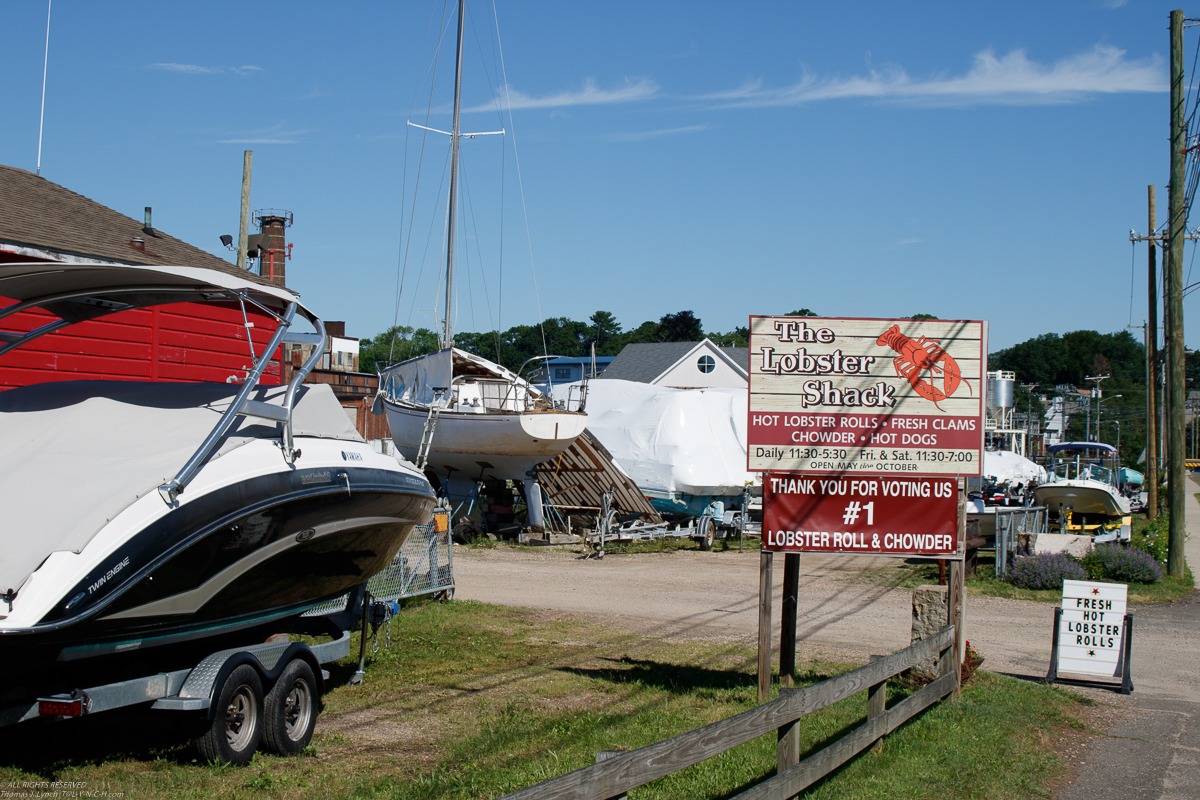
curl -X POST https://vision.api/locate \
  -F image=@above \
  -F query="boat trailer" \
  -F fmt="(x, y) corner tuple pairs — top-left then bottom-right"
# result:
(585, 486), (760, 557)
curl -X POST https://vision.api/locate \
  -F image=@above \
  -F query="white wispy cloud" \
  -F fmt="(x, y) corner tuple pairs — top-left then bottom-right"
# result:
(149, 63), (263, 76)
(603, 124), (710, 142)
(215, 138), (297, 144)
(895, 238), (925, 246)
(214, 127), (313, 145)
(701, 44), (1163, 108)
(465, 77), (659, 113)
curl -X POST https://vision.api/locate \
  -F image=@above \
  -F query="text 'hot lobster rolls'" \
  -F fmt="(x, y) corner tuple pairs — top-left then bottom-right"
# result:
(747, 317), (986, 478)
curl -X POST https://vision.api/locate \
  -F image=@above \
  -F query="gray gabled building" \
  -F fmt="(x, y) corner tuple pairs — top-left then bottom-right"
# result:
(599, 338), (748, 389)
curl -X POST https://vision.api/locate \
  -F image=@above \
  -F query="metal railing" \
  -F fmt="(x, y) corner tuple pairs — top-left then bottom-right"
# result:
(994, 506), (1049, 580)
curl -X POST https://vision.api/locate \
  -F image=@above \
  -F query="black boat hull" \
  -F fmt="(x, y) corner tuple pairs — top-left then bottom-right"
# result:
(0, 463), (435, 680)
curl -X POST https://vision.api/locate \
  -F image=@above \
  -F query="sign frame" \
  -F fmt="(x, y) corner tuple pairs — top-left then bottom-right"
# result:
(1045, 580), (1134, 694)
(762, 471), (963, 559)
(747, 315), (986, 478)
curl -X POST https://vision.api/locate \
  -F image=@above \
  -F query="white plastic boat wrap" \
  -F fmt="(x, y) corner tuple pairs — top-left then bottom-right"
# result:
(556, 379), (754, 496)
(982, 450), (1047, 486)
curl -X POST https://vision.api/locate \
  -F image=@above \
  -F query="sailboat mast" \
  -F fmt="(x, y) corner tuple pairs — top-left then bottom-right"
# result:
(443, 0), (466, 350)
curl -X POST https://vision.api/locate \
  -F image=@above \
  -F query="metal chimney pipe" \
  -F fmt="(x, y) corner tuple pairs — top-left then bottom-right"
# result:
(143, 207), (153, 235)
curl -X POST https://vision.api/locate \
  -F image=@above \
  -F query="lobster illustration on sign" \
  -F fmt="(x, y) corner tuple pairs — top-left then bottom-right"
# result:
(876, 324), (970, 411)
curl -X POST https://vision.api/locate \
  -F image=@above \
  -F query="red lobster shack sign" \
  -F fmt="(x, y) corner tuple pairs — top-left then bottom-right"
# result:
(748, 317), (985, 477)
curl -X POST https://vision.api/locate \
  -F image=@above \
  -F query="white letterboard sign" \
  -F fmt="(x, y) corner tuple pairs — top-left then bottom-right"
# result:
(1058, 579), (1127, 678)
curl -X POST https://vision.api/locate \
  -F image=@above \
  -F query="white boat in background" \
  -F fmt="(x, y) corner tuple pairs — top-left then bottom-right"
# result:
(967, 449), (1048, 537)
(376, 0), (587, 526)
(379, 348), (587, 480)
(1034, 441), (1131, 521)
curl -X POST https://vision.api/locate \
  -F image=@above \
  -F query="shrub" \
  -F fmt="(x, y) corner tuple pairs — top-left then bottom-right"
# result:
(1133, 513), (1170, 566)
(1082, 543), (1164, 584)
(1008, 552), (1086, 590)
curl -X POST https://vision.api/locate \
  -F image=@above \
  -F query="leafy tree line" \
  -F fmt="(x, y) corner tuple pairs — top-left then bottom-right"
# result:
(986, 329), (1200, 467)
(359, 309), (761, 374)
(359, 307), (942, 375)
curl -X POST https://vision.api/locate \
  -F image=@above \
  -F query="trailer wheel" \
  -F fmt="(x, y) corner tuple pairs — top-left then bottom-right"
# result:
(196, 664), (263, 765)
(262, 659), (318, 755)
(697, 516), (715, 551)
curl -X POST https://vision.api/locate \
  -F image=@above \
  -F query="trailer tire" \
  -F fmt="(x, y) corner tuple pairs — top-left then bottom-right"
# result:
(262, 659), (318, 755)
(697, 516), (715, 551)
(196, 664), (263, 765)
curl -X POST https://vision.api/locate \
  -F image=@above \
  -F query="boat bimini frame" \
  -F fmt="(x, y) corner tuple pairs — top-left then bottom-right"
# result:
(0, 263), (327, 504)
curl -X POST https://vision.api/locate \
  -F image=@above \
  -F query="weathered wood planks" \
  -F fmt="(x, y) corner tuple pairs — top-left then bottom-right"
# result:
(498, 626), (955, 800)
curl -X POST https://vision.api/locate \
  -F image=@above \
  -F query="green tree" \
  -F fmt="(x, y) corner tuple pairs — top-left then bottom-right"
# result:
(657, 310), (703, 342)
(908, 313), (939, 320)
(787, 308), (818, 317)
(709, 326), (749, 347)
(589, 311), (622, 355)
(359, 326), (438, 373)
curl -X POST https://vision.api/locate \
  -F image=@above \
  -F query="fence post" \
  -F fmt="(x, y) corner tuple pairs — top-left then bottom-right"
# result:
(938, 625), (955, 683)
(758, 551), (774, 703)
(776, 686), (802, 775)
(595, 751), (627, 800)
(948, 559), (964, 698)
(867, 654), (886, 754)
(950, 482), (966, 698)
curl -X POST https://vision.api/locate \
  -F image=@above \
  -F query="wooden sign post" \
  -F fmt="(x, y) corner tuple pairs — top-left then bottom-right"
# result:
(748, 316), (986, 703)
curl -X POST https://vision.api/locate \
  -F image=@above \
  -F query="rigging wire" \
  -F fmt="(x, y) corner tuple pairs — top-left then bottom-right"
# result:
(390, 0), (453, 363)
(484, 0), (506, 364)
(459, 151), (499, 338)
(491, 0), (550, 362)
(489, 0), (549, 362)
(403, 145), (454, 359)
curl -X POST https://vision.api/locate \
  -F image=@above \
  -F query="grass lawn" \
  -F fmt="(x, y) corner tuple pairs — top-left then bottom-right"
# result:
(0, 601), (1091, 800)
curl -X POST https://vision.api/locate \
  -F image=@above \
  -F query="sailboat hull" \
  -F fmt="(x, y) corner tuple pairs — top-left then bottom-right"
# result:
(384, 398), (586, 479)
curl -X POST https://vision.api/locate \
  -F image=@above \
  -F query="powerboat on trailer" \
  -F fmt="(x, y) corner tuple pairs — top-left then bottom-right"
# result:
(1034, 441), (1130, 522)
(0, 262), (436, 680)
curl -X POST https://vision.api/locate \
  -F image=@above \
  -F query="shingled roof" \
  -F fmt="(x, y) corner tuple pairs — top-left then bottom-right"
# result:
(0, 163), (269, 285)
(599, 340), (749, 384)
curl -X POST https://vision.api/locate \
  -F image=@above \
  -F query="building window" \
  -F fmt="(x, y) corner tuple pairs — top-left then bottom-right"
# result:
(554, 367), (572, 380)
(697, 355), (715, 374)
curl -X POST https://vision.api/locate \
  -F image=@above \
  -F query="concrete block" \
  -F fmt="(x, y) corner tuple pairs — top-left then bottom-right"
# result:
(1033, 533), (1093, 559)
(911, 584), (948, 678)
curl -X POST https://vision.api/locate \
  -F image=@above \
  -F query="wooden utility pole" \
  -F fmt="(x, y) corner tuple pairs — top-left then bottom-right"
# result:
(1147, 185), (1159, 519)
(236, 150), (253, 270)
(1168, 9), (1187, 579)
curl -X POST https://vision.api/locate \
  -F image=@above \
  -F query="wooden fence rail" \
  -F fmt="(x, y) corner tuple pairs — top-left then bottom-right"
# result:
(498, 625), (957, 800)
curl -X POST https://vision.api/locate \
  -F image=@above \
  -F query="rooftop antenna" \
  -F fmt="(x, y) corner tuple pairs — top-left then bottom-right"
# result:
(36, 0), (52, 176)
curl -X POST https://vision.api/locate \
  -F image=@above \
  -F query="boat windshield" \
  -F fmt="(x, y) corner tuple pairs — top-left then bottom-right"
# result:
(1046, 448), (1118, 486)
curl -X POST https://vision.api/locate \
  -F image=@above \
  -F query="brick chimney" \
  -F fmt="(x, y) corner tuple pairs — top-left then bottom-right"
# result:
(252, 209), (292, 287)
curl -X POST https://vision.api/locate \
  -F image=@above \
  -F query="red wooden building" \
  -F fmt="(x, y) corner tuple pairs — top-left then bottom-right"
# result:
(0, 164), (281, 390)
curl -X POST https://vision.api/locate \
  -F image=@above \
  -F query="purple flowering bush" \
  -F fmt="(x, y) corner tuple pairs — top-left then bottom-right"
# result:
(1082, 544), (1164, 584)
(1007, 552), (1087, 590)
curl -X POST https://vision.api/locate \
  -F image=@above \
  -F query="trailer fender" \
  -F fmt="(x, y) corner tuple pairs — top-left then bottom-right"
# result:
(155, 642), (322, 719)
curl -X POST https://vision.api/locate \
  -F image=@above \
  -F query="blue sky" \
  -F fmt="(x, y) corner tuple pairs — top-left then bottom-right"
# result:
(0, 1), (1192, 352)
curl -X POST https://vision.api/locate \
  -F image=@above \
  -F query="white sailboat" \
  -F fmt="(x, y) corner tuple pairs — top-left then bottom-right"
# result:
(376, 0), (587, 526)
